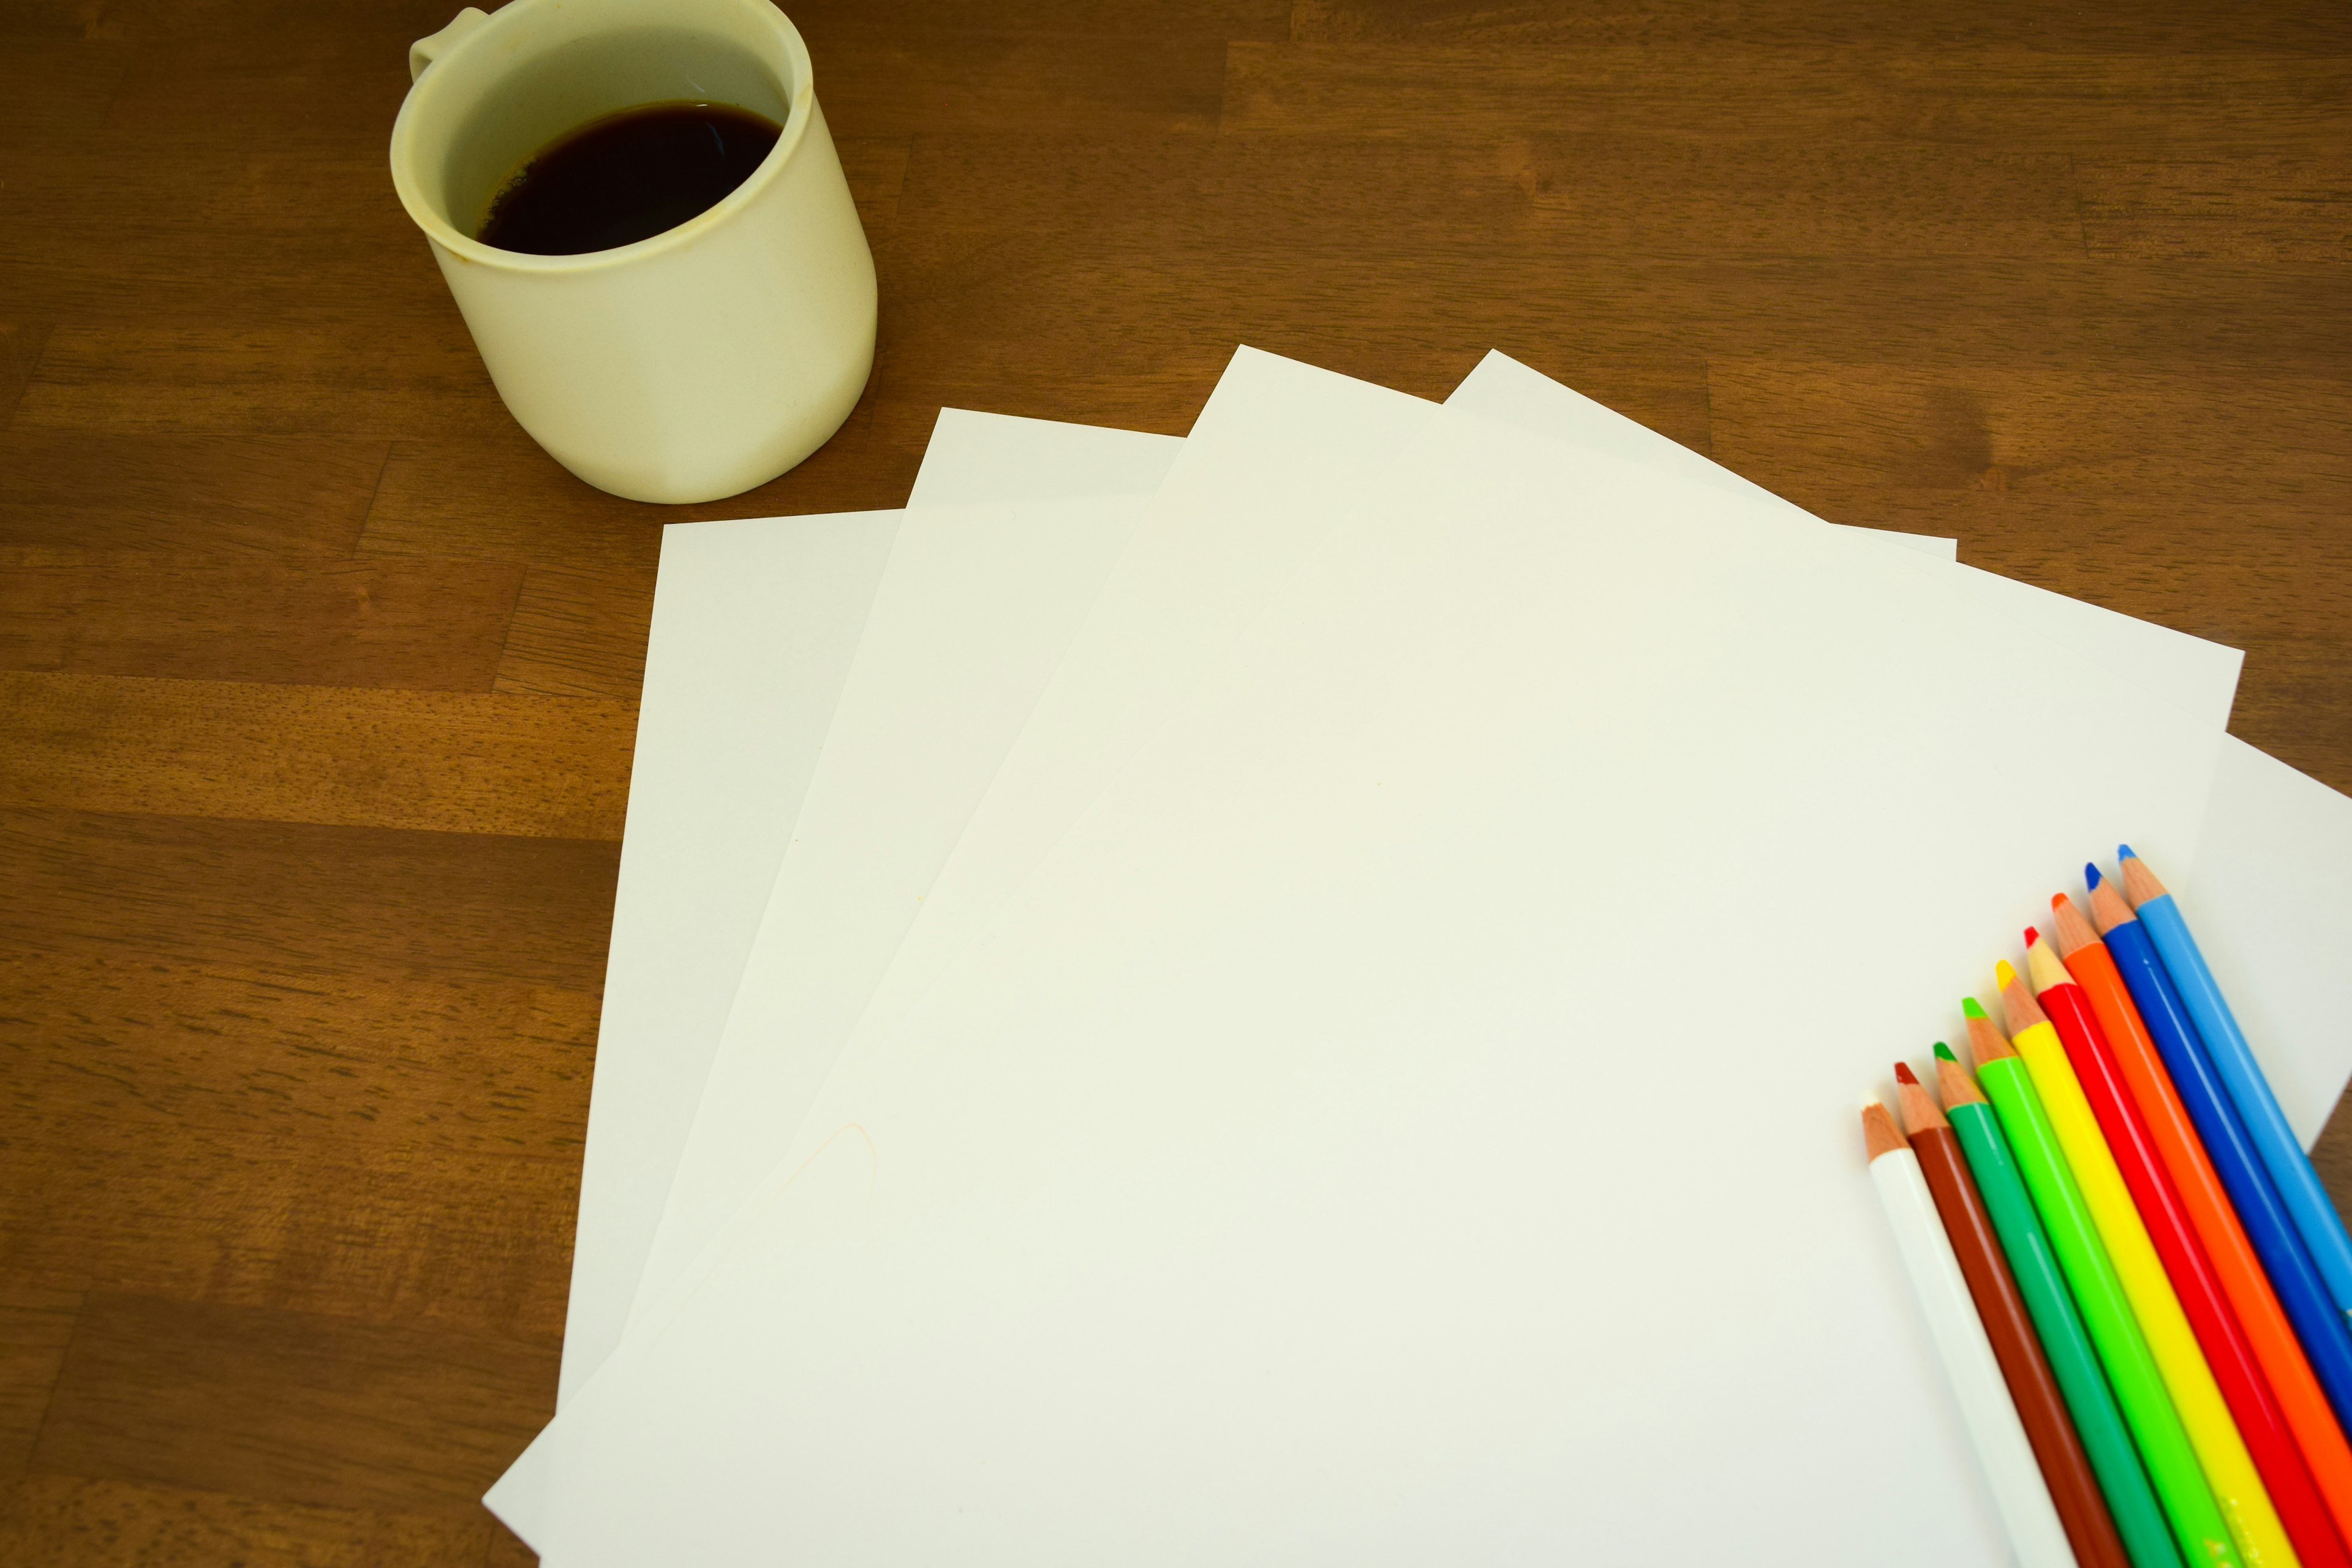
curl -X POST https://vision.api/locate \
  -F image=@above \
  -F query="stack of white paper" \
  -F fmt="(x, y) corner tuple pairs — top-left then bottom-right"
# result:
(489, 348), (2352, 1565)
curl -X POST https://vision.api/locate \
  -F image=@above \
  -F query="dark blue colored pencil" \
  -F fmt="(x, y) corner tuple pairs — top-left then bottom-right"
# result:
(2116, 848), (2352, 1324)
(2089, 873), (2352, 1432)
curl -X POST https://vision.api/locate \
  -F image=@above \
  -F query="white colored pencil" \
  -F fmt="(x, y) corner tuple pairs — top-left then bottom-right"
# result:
(1866, 1098), (2081, 1568)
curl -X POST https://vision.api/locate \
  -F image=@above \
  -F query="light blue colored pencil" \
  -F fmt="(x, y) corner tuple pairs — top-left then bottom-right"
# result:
(2115, 846), (2352, 1325)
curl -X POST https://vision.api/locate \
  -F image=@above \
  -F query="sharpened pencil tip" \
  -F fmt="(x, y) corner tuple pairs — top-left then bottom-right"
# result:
(1995, 959), (2018, 989)
(1962, 997), (1986, 1019)
(1894, 1061), (1918, 1085)
(2120, 844), (2138, 861)
(2024, 925), (2041, 947)
(1934, 1042), (1956, 1061)
(2085, 862), (2103, 889)
(2052, 893), (2067, 911)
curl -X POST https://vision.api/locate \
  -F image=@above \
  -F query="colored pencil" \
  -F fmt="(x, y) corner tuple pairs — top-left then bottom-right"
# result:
(2002, 956), (2283, 1565)
(2062, 889), (2352, 1547)
(1969, 998), (2239, 1568)
(2119, 848), (2352, 1325)
(2001, 960), (2284, 1567)
(2126, 851), (2352, 1335)
(2027, 933), (2339, 1567)
(1938, 1046), (2179, 1568)
(2090, 873), (2352, 1433)
(1866, 1098), (2081, 1567)
(1901, 1061), (2133, 1568)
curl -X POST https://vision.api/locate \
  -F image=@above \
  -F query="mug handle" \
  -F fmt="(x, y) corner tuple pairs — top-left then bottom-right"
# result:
(409, 7), (490, 83)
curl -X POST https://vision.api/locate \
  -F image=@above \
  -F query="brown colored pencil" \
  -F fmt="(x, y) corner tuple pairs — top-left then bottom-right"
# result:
(1896, 1063), (2133, 1568)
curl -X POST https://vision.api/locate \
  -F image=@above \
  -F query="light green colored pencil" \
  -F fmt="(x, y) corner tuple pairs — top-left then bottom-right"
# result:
(1966, 999), (2241, 1568)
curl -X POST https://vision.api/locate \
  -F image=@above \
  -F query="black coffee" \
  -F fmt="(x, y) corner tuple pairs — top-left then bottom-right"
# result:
(478, 101), (782, 255)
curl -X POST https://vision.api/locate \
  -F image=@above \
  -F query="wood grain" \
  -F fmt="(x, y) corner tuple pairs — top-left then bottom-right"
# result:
(1226, 43), (2352, 153)
(1, 0), (2347, 1561)
(15, 324), (510, 438)
(837, 136), (912, 245)
(0, 807), (618, 989)
(0, 38), (130, 147)
(0, 432), (388, 554)
(0, 810), (603, 1339)
(358, 439), (670, 574)
(2078, 155), (2352, 262)
(32, 1294), (552, 1511)
(492, 567), (655, 701)
(0, 154), (439, 322)
(893, 135), (2089, 273)
(1, 946), (595, 1168)
(0, 1475), (491, 1568)
(0, 671), (633, 837)
(1287, 0), (2352, 51)
(1705, 361), (2352, 500)
(0, 324), (50, 427)
(0, 549), (525, 689)
(0, 1285), (83, 1485)
(1, 1151), (579, 1365)
(807, 30), (1234, 138)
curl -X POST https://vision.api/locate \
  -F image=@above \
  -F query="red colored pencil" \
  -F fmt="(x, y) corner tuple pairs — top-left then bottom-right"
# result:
(2027, 928), (2350, 1567)
(2059, 888), (2352, 1547)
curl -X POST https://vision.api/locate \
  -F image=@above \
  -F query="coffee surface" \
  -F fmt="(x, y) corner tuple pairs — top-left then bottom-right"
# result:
(478, 101), (782, 255)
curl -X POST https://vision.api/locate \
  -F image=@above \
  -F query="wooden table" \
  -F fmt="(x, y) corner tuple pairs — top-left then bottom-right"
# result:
(3, 1), (2347, 1559)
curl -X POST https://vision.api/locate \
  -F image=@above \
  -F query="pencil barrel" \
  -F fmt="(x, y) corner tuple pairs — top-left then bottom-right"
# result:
(2038, 978), (2336, 1567)
(1949, 1096), (2182, 1568)
(1872, 1143), (2081, 1568)
(2136, 891), (2352, 1325)
(2105, 916), (2352, 1434)
(1980, 1054), (2241, 1567)
(2073, 929), (2352, 1550)
(1912, 1118), (2135, 1568)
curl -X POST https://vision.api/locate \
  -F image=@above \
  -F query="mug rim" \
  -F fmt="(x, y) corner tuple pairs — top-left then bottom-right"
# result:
(388, 0), (816, 274)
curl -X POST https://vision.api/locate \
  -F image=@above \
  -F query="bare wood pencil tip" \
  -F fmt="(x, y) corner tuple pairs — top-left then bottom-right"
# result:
(2120, 850), (2166, 910)
(2023, 930), (2073, 997)
(1863, 1099), (1907, 1161)
(2049, 894), (2099, 959)
(1996, 962), (2049, 1032)
(1937, 1055), (1989, 1110)
(1896, 1068), (1949, 1133)
(1966, 1008), (2019, 1064)
(2088, 878), (2135, 936)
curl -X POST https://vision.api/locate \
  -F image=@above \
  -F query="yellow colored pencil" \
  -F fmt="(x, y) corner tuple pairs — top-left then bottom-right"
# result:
(1999, 959), (2297, 1567)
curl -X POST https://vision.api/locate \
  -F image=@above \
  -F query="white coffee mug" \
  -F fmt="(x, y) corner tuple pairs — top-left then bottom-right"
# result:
(390, 0), (876, 503)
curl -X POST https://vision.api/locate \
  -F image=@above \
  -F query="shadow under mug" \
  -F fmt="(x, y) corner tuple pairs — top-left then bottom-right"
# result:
(390, 0), (876, 505)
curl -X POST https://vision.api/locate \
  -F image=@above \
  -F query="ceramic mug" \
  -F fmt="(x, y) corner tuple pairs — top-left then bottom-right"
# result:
(389, 0), (876, 503)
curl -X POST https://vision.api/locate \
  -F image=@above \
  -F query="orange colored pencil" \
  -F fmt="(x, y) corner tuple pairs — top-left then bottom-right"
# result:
(2023, 934), (2329, 1566)
(2058, 889), (2352, 1547)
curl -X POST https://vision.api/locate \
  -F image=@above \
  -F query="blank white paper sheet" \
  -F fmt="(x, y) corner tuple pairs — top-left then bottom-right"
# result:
(516, 346), (2351, 1568)
(555, 508), (900, 1404)
(560, 416), (1181, 1403)
(635, 488), (1161, 1313)
(502, 358), (2242, 1564)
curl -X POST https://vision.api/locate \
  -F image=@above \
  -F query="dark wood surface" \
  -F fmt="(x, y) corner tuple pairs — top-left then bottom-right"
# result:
(2, 1), (2348, 1560)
